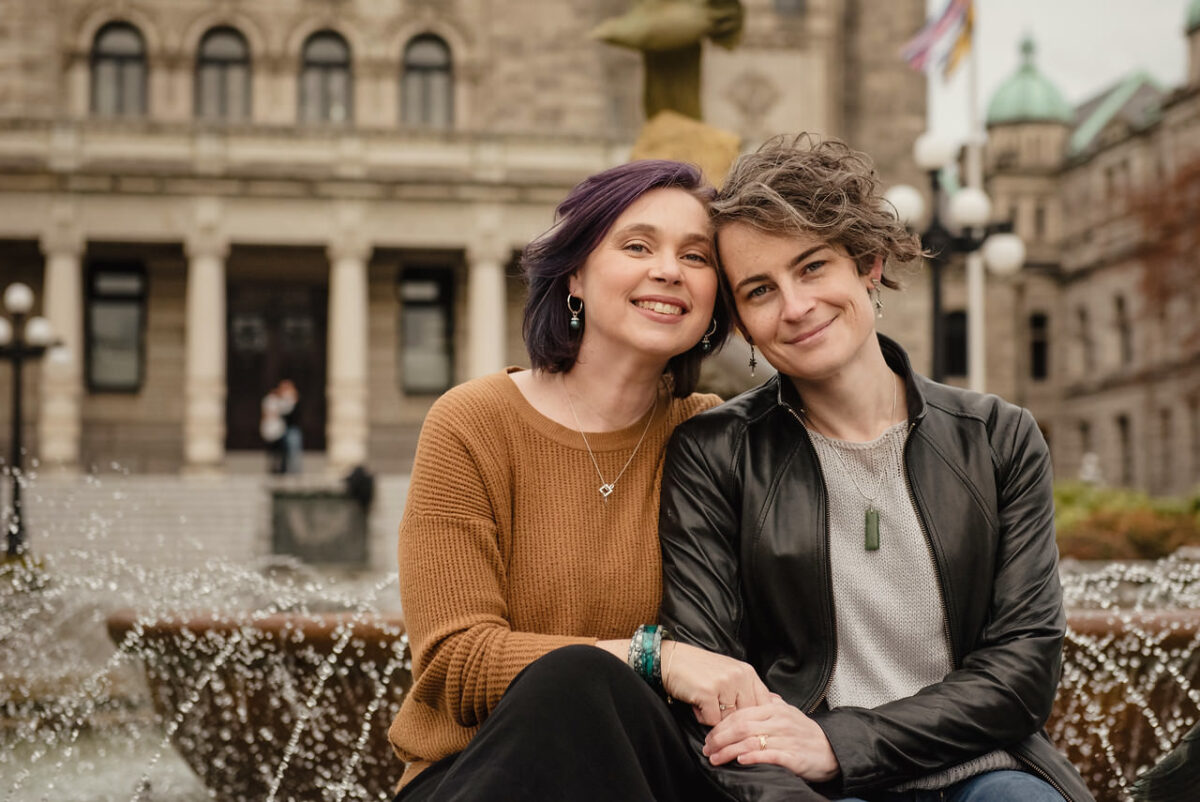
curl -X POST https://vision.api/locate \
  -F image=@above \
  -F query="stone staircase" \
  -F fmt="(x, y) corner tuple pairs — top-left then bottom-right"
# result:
(4, 464), (410, 576)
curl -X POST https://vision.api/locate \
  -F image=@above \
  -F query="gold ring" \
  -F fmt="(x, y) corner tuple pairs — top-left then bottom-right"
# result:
(758, 734), (768, 750)
(718, 703), (729, 711)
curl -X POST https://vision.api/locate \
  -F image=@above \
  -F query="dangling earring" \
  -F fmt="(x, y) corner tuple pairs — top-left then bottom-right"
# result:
(871, 279), (883, 319)
(748, 344), (758, 376)
(700, 318), (717, 353)
(567, 293), (583, 332)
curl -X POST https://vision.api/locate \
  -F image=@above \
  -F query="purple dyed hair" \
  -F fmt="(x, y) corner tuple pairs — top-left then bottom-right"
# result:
(520, 159), (732, 397)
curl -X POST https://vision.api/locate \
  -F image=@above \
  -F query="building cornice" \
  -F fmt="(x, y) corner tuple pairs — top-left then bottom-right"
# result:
(0, 116), (631, 202)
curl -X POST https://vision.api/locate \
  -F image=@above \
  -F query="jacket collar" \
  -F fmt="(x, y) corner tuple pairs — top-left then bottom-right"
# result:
(772, 333), (929, 424)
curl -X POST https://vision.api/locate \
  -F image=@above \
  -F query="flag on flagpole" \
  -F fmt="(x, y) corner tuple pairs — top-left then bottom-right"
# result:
(900, 0), (971, 73)
(941, 2), (974, 78)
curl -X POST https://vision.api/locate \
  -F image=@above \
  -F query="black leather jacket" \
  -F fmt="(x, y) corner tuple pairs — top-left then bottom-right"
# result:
(658, 336), (1093, 802)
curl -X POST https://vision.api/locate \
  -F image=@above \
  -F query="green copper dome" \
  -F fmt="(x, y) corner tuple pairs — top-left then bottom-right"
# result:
(1189, 0), (1200, 32)
(986, 37), (1073, 126)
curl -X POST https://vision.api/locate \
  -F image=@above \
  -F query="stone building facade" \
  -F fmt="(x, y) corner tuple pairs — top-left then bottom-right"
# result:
(0, 0), (926, 477)
(971, 7), (1200, 495)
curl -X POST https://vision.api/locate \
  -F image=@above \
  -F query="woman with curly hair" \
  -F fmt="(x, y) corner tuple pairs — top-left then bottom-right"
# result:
(654, 135), (1094, 802)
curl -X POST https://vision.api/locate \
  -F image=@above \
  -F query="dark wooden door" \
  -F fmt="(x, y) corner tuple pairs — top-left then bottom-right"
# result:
(226, 282), (328, 451)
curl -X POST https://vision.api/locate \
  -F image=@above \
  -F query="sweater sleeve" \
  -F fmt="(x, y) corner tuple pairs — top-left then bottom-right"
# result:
(397, 391), (594, 730)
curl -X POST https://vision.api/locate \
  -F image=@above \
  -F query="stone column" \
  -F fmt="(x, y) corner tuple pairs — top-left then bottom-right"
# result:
(37, 207), (85, 469)
(326, 225), (372, 475)
(466, 209), (509, 378)
(183, 201), (229, 471)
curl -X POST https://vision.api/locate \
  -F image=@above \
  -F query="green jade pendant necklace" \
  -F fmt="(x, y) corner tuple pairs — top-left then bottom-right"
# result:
(794, 373), (897, 552)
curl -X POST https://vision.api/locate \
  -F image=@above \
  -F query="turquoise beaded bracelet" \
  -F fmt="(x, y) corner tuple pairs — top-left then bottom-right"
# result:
(628, 624), (667, 688)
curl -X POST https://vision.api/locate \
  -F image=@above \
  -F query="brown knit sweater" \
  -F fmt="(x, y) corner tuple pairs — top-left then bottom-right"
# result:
(388, 369), (720, 788)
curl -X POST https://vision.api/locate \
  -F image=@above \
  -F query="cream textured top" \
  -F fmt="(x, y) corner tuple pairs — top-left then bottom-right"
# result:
(808, 423), (1021, 790)
(388, 369), (720, 788)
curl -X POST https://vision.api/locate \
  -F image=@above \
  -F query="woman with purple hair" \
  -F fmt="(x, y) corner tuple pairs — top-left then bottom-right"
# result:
(387, 160), (764, 800)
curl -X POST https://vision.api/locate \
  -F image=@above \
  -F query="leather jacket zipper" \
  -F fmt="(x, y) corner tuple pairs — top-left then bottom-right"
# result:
(1012, 750), (1071, 801)
(904, 425), (1071, 800)
(785, 406), (838, 713)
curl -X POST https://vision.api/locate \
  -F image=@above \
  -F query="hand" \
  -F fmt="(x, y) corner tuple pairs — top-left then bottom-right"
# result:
(661, 642), (772, 726)
(702, 698), (840, 783)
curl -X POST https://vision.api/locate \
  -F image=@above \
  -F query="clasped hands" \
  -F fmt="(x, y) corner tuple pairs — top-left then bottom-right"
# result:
(662, 642), (839, 783)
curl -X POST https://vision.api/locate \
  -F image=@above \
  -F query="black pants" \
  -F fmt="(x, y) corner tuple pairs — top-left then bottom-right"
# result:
(395, 645), (733, 802)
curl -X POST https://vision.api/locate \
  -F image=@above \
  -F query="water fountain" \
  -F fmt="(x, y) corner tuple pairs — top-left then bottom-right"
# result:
(2, 475), (1198, 801)
(1, 522), (410, 801)
(1055, 558), (1200, 801)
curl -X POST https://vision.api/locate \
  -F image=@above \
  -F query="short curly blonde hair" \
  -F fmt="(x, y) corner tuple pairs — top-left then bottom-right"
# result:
(711, 133), (922, 289)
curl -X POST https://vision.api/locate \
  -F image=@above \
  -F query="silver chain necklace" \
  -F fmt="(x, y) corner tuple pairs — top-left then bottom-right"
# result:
(792, 373), (897, 551)
(562, 376), (658, 500)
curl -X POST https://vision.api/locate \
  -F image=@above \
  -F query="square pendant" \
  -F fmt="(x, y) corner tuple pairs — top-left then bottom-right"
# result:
(599, 484), (614, 498)
(864, 508), (880, 551)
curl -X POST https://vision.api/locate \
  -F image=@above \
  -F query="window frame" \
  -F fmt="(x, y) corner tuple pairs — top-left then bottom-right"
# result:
(1116, 413), (1133, 486)
(397, 266), (455, 395)
(90, 21), (148, 117)
(195, 26), (252, 122)
(298, 30), (353, 124)
(400, 34), (454, 129)
(943, 310), (968, 377)
(85, 262), (148, 394)
(1029, 311), (1049, 381)
(773, 0), (807, 16)
(1114, 294), (1133, 367)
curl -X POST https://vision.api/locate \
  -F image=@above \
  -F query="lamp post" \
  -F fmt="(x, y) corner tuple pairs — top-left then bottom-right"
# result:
(884, 134), (1026, 387)
(1, 282), (60, 559)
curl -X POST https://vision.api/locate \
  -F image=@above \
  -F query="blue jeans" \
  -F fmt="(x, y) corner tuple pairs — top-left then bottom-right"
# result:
(282, 426), (303, 474)
(835, 770), (1061, 802)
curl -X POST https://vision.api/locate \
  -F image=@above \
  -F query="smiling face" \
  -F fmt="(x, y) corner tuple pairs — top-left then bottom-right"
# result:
(718, 221), (881, 383)
(568, 187), (718, 366)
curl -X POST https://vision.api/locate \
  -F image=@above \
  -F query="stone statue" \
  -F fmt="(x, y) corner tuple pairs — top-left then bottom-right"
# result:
(591, 0), (744, 121)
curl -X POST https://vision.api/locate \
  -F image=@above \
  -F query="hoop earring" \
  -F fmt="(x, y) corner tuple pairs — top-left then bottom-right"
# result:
(567, 293), (583, 332)
(871, 279), (883, 319)
(748, 344), (758, 377)
(700, 318), (717, 353)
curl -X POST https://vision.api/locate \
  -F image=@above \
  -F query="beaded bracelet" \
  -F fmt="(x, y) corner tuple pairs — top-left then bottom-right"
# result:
(628, 624), (668, 689)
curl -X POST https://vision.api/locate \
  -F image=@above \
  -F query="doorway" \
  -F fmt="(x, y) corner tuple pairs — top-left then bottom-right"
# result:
(225, 281), (328, 451)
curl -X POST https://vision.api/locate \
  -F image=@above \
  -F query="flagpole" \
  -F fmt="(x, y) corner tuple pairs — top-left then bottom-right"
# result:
(964, 2), (987, 393)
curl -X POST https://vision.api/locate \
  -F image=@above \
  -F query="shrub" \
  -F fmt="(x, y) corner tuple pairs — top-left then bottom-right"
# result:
(1054, 483), (1200, 560)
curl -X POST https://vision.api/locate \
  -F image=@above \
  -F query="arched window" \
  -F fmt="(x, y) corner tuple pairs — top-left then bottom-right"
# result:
(401, 35), (453, 128)
(196, 27), (251, 121)
(91, 22), (147, 116)
(299, 31), (352, 123)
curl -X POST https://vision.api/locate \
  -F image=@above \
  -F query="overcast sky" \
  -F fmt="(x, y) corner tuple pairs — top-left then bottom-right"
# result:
(926, 0), (1191, 142)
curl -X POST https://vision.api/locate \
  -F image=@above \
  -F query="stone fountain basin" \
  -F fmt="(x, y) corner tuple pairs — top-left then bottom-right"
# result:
(108, 607), (1200, 802)
(107, 609), (411, 801)
(1054, 609), (1200, 801)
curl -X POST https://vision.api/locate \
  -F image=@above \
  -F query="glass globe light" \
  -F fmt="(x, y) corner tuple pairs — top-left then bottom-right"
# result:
(25, 316), (54, 346)
(913, 133), (957, 171)
(948, 187), (992, 229)
(48, 345), (73, 365)
(982, 232), (1026, 277)
(883, 184), (925, 227)
(3, 282), (34, 315)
